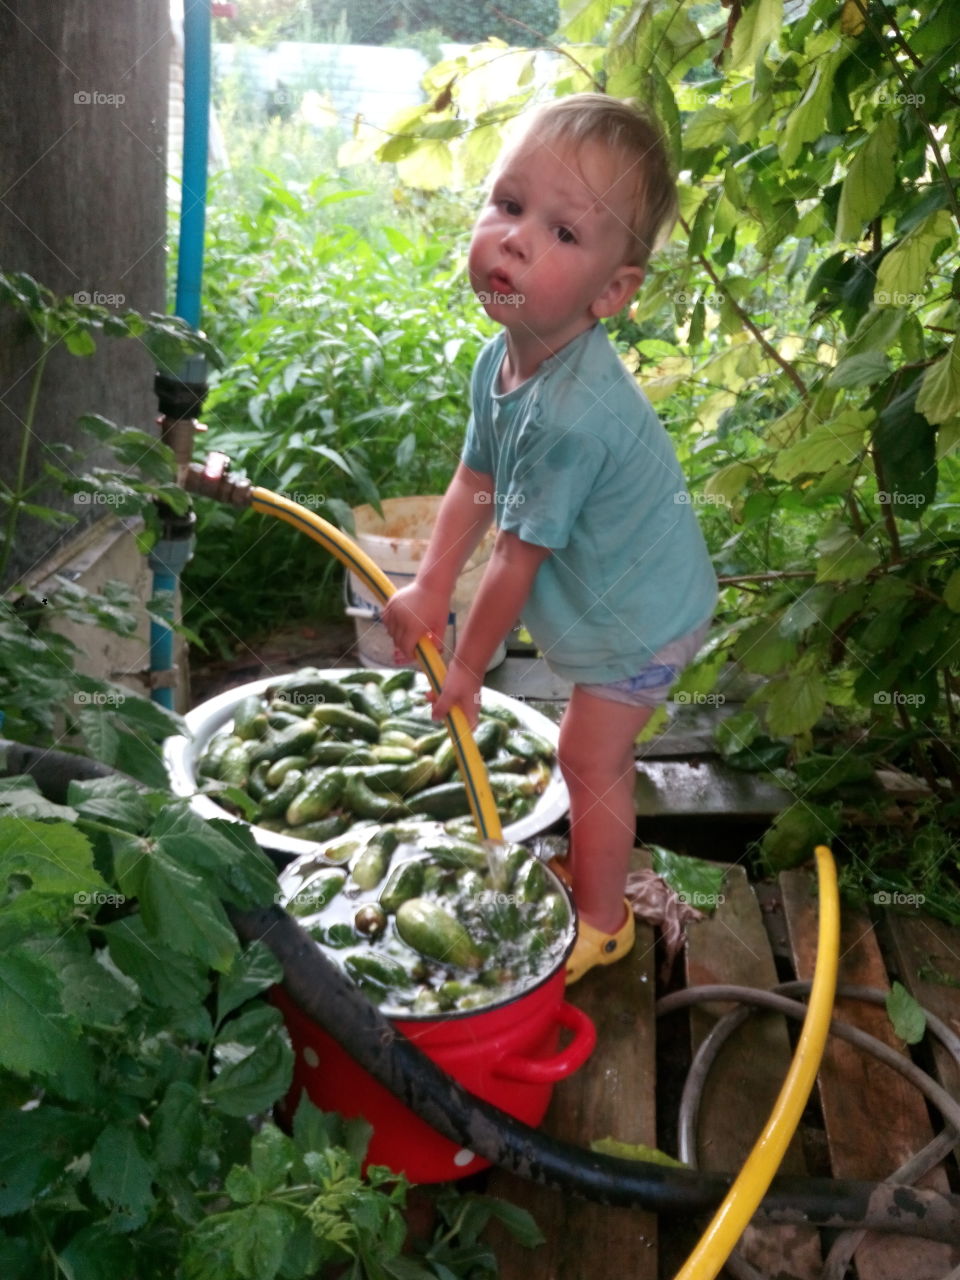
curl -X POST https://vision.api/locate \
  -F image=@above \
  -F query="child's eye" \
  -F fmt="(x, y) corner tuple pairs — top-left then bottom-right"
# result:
(499, 198), (522, 216)
(556, 226), (577, 244)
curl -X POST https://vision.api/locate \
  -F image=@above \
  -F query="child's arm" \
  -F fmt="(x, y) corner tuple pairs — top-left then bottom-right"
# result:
(381, 463), (495, 659)
(431, 530), (551, 726)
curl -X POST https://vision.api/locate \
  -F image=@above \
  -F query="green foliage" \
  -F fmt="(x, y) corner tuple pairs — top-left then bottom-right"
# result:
(0, 776), (538, 1277)
(184, 174), (486, 654)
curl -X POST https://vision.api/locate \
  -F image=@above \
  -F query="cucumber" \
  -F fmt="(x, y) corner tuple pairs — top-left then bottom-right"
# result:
(287, 868), (345, 915)
(344, 951), (412, 991)
(232, 694), (268, 740)
(258, 767), (304, 819)
(378, 730), (419, 751)
(249, 721), (317, 766)
(312, 703), (381, 742)
(343, 774), (409, 821)
(473, 717), (507, 759)
(408, 781), (471, 819)
(379, 859), (425, 913)
(480, 703), (519, 728)
(266, 709), (305, 731)
(307, 740), (359, 765)
(349, 682), (391, 723)
(284, 768), (344, 826)
(339, 669), (383, 685)
(265, 754), (309, 787)
(279, 814), (349, 843)
(340, 763), (404, 794)
(272, 676), (351, 704)
(394, 757), (435, 795)
(487, 771), (537, 799)
(489, 749), (528, 774)
(247, 761), (272, 802)
(322, 838), (362, 865)
(414, 729), (447, 755)
(219, 742), (250, 787)
(431, 736), (458, 782)
(396, 898), (483, 970)
(420, 839), (488, 871)
(269, 695), (313, 718)
(381, 668), (416, 693)
(351, 830), (399, 889)
(515, 858), (549, 903)
(506, 727), (555, 761)
(197, 732), (242, 779)
(382, 716), (441, 739)
(370, 744), (418, 765)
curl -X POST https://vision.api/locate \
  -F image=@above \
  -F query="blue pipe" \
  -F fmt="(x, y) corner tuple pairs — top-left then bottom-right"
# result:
(175, 0), (212, 329)
(151, 0), (211, 706)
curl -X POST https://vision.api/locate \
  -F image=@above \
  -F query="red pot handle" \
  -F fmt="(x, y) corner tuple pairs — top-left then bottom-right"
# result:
(493, 1001), (596, 1084)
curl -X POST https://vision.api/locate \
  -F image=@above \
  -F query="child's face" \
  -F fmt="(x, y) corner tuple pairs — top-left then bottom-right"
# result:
(468, 131), (645, 354)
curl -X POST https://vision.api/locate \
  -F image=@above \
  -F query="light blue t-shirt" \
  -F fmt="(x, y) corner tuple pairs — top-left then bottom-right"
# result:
(461, 324), (717, 684)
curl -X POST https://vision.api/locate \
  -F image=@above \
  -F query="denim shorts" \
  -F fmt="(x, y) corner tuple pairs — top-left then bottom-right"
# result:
(579, 622), (711, 708)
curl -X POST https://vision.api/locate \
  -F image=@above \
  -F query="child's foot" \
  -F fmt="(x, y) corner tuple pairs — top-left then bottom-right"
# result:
(565, 901), (635, 985)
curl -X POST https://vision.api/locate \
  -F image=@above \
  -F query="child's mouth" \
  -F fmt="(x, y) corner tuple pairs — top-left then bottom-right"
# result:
(489, 270), (514, 293)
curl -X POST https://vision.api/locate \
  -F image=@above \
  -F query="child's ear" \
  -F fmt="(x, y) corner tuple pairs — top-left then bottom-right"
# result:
(591, 265), (645, 319)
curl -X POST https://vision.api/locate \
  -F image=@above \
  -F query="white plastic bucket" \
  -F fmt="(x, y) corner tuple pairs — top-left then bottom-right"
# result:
(345, 496), (505, 670)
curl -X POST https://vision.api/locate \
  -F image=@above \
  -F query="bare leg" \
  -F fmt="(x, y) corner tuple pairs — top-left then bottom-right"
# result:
(558, 686), (654, 934)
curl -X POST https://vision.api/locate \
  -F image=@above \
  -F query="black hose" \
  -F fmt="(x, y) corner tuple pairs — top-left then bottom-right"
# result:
(230, 901), (960, 1242)
(9, 742), (960, 1242)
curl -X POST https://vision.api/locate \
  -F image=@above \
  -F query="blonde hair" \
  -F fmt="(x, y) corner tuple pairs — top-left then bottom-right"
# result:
(507, 93), (678, 269)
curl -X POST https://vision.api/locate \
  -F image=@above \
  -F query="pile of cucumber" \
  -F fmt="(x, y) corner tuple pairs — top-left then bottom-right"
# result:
(196, 667), (557, 842)
(277, 818), (573, 1014)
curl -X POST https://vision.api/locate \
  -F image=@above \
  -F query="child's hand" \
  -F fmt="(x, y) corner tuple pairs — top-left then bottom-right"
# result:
(430, 657), (483, 728)
(381, 583), (448, 662)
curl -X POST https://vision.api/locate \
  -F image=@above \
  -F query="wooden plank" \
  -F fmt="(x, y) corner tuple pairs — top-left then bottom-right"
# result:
(685, 865), (821, 1279)
(780, 870), (959, 1280)
(882, 910), (960, 1103)
(484, 853), (658, 1279)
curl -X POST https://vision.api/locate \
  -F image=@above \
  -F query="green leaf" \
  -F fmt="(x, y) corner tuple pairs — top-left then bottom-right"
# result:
(87, 1123), (156, 1230)
(64, 328), (97, 356)
(229, 1203), (290, 1280)
(396, 140), (454, 191)
(826, 351), (890, 389)
(917, 336), (960, 426)
(876, 209), (955, 301)
(836, 115), (897, 241)
(762, 670), (828, 734)
(480, 1197), (545, 1247)
(128, 846), (239, 973)
(944, 569), (960, 613)
(734, 618), (798, 675)
(149, 805), (278, 908)
(153, 1081), (204, 1172)
(886, 981), (926, 1045)
(761, 801), (840, 871)
(60, 1225), (135, 1280)
(591, 1136), (686, 1168)
(0, 950), (93, 1093)
(225, 1165), (262, 1206)
(101, 915), (209, 1008)
(0, 785), (77, 822)
(729, 0), (782, 71)
(815, 529), (880, 583)
(66, 774), (153, 833)
(874, 384), (938, 516)
(0, 1106), (98, 1215)
(249, 1124), (296, 1194)
(0, 817), (105, 895)
(59, 951), (139, 1027)
(650, 846), (726, 909)
(771, 411), (867, 480)
(208, 1030), (293, 1117)
(217, 941), (284, 1023)
(779, 46), (845, 168)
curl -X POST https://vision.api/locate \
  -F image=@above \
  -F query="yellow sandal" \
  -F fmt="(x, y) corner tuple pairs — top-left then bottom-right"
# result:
(565, 901), (635, 986)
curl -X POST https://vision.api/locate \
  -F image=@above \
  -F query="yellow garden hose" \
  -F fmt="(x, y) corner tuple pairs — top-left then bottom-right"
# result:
(249, 487), (504, 842)
(673, 844), (840, 1280)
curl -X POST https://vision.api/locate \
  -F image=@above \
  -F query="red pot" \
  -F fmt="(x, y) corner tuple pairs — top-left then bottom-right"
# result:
(272, 963), (595, 1183)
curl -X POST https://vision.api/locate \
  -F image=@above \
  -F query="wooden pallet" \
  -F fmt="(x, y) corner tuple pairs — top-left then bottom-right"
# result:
(480, 856), (960, 1279)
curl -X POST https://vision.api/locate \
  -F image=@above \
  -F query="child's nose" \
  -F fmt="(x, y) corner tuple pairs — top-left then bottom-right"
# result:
(500, 220), (528, 259)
